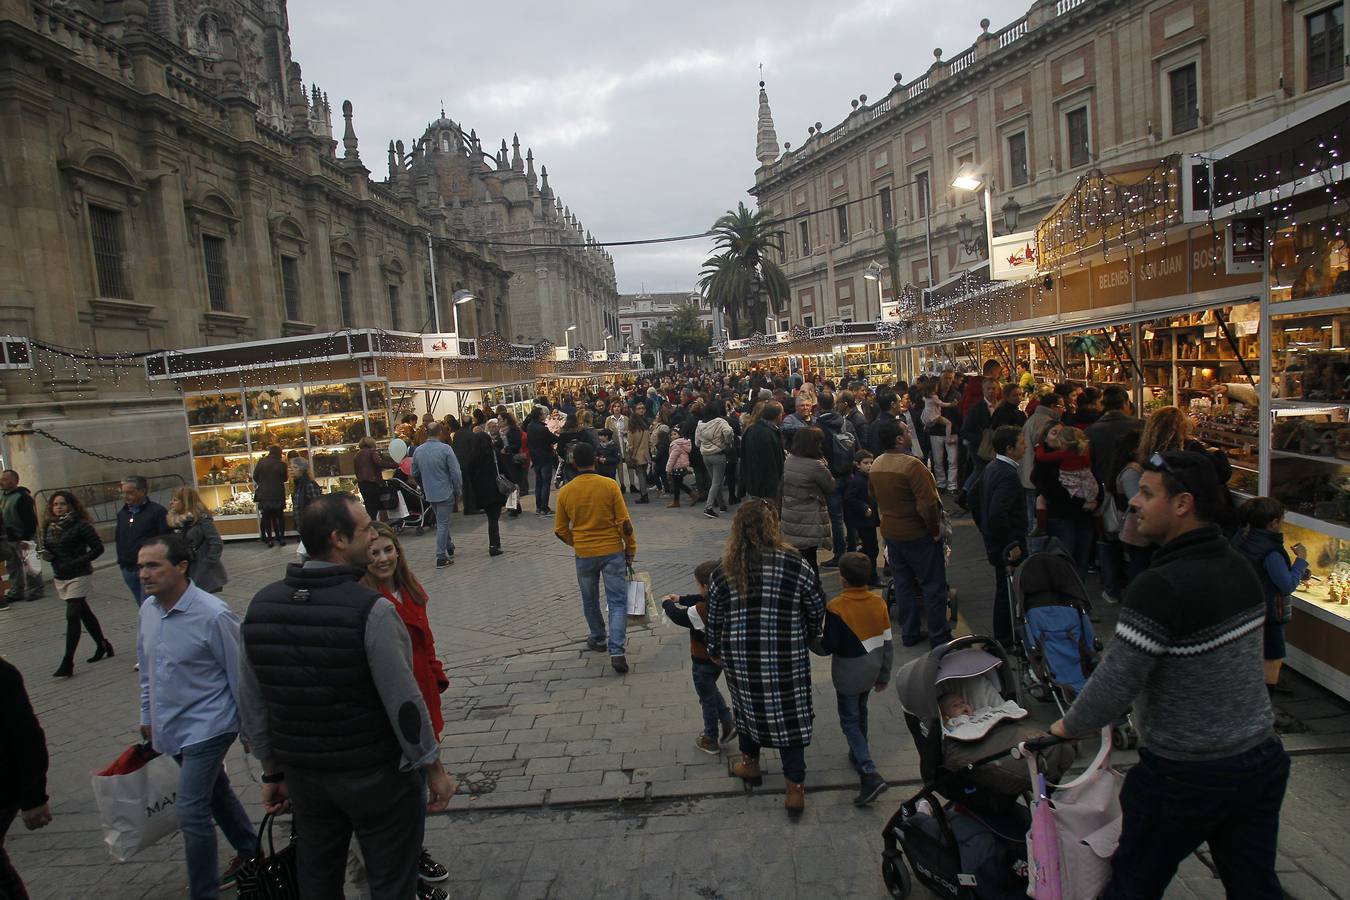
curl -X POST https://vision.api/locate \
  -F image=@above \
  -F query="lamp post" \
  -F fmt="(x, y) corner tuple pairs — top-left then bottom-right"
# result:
(450, 289), (474, 336)
(863, 260), (884, 317)
(425, 233), (441, 333)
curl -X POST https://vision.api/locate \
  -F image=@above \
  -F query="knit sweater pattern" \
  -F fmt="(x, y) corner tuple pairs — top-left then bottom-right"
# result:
(1062, 524), (1275, 761)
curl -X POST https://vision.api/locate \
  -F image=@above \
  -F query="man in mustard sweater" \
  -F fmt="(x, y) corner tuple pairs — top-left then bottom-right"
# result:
(555, 441), (639, 673)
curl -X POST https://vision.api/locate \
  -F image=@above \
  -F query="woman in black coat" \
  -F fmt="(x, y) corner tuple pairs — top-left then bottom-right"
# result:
(463, 429), (507, 556)
(42, 490), (111, 676)
(496, 414), (526, 518)
(450, 419), (480, 514)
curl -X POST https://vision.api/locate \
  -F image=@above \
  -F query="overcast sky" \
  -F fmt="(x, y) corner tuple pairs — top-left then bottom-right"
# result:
(288, 1), (1006, 295)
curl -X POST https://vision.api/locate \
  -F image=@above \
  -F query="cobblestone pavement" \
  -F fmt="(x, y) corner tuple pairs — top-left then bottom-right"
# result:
(2, 492), (1348, 898)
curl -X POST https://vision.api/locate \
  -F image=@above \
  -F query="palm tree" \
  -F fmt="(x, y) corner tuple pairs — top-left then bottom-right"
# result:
(699, 203), (789, 339)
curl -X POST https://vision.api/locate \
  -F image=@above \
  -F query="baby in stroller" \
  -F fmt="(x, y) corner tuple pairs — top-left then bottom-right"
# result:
(883, 637), (1073, 900)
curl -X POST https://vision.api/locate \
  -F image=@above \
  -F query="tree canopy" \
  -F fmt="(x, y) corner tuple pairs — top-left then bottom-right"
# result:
(698, 203), (789, 339)
(644, 303), (712, 362)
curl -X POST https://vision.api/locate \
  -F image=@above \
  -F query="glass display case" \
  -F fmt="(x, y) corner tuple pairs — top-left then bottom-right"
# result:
(1269, 209), (1350, 303)
(1137, 304), (1261, 413)
(182, 377), (391, 531)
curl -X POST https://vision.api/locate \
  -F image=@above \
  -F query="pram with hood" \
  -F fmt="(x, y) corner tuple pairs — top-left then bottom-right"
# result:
(1005, 536), (1098, 713)
(882, 636), (1071, 900)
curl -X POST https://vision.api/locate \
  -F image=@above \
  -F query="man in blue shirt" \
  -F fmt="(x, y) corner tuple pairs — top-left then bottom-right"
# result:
(136, 534), (254, 898)
(410, 423), (462, 568)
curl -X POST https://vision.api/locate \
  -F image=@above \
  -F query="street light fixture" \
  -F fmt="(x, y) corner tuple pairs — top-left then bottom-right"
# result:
(564, 324), (578, 351)
(863, 260), (885, 320)
(450, 289), (474, 337)
(951, 165), (994, 263)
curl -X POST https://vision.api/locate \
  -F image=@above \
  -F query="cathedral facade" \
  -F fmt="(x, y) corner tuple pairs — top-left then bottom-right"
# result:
(0, 0), (618, 489)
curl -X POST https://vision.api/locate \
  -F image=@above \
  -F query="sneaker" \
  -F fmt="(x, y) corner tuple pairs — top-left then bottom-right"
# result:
(435, 557), (452, 568)
(703, 508), (718, 518)
(0, 600), (10, 612)
(585, 637), (607, 653)
(610, 655), (629, 674)
(719, 719), (737, 744)
(219, 854), (245, 889)
(418, 848), (448, 883)
(854, 772), (889, 806)
(695, 734), (720, 754)
(417, 880), (449, 900)
(1101, 591), (1120, 605)
(820, 557), (841, 569)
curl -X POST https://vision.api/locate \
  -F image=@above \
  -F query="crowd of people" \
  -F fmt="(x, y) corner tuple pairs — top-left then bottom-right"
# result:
(0, 359), (1305, 899)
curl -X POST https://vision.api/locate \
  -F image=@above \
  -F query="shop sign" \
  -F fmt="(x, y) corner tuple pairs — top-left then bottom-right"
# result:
(422, 334), (458, 357)
(881, 300), (903, 321)
(990, 231), (1038, 280)
(1226, 218), (1265, 272)
(1192, 227), (1263, 292)
(1134, 242), (1189, 301)
(1092, 258), (1132, 309)
(589, 350), (608, 362)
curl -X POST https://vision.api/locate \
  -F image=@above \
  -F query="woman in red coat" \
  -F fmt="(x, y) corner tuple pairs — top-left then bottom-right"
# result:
(362, 522), (450, 892)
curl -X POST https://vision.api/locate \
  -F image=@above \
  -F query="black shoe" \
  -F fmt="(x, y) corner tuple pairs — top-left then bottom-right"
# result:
(418, 848), (449, 883)
(611, 655), (629, 674)
(0, 600), (10, 612)
(703, 508), (718, 518)
(53, 660), (73, 678)
(263, 540), (275, 548)
(88, 640), (114, 663)
(508, 509), (522, 518)
(636, 495), (650, 504)
(953, 490), (969, 510)
(435, 557), (452, 568)
(417, 879), (448, 900)
(586, 637), (607, 653)
(854, 772), (889, 806)
(489, 547), (504, 557)
(820, 557), (841, 569)
(720, 505), (728, 512)
(276, 539), (286, 547)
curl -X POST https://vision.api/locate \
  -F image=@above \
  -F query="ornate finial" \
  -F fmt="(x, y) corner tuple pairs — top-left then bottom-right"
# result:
(540, 165), (553, 199)
(341, 100), (360, 160)
(526, 148), (536, 184)
(440, 99), (446, 118)
(387, 140), (396, 177)
(511, 134), (524, 173)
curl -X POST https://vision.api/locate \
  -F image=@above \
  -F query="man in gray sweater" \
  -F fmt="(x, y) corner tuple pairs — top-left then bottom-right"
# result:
(1051, 450), (1287, 899)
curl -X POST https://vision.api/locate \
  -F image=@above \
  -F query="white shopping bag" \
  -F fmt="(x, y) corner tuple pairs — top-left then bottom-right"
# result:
(626, 569), (652, 619)
(505, 489), (520, 512)
(390, 491), (409, 522)
(21, 541), (41, 578)
(92, 750), (181, 862)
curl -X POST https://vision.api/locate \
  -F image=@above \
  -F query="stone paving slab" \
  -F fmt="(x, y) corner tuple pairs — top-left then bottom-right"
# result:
(2, 493), (1349, 898)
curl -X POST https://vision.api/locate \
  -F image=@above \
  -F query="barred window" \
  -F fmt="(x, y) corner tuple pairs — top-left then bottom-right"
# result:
(89, 205), (129, 299)
(202, 235), (229, 311)
(337, 270), (354, 326)
(280, 256), (301, 321)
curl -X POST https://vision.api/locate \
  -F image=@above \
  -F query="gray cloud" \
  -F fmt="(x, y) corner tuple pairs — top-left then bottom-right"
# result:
(288, 0), (1000, 293)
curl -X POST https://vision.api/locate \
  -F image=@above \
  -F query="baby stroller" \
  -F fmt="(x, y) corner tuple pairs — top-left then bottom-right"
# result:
(883, 636), (1067, 899)
(387, 470), (433, 534)
(1006, 537), (1137, 749)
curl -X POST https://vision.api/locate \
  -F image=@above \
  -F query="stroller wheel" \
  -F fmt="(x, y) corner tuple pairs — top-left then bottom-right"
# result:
(1029, 683), (1051, 702)
(881, 851), (912, 899)
(1111, 726), (1130, 750)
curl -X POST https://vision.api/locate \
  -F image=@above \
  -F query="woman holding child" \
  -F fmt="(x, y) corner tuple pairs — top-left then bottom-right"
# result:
(704, 501), (826, 817)
(1030, 422), (1097, 580)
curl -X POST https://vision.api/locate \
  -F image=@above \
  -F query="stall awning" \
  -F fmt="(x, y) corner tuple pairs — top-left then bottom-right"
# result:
(924, 262), (990, 309)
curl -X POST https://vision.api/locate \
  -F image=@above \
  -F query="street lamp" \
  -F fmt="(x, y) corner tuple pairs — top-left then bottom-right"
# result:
(602, 331), (612, 355)
(450, 289), (474, 336)
(564, 324), (578, 351)
(863, 260), (884, 318)
(950, 165), (993, 261)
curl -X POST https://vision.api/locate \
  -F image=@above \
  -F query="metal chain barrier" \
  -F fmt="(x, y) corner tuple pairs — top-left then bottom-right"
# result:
(31, 427), (190, 464)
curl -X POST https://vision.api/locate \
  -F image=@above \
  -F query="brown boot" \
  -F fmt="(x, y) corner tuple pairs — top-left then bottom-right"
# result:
(667, 496), (680, 508)
(784, 779), (805, 816)
(732, 756), (762, 786)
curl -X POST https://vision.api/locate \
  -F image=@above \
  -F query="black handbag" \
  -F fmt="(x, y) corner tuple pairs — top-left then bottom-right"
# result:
(235, 813), (299, 900)
(491, 447), (517, 497)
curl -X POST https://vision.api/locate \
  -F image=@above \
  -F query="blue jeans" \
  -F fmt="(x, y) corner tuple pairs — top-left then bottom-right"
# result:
(430, 499), (455, 560)
(739, 734), (806, 783)
(576, 551), (628, 656)
(886, 536), (952, 647)
(534, 460), (555, 511)
(1045, 516), (1093, 582)
(826, 482), (846, 558)
(1025, 488), (1038, 534)
(691, 659), (732, 738)
(1105, 738), (1289, 899)
(122, 566), (144, 607)
(837, 690), (876, 775)
(173, 731), (255, 900)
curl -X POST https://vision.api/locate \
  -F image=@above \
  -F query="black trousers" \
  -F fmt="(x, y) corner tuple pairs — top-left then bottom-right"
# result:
(484, 505), (502, 549)
(858, 526), (879, 582)
(357, 481), (383, 521)
(288, 764), (424, 900)
(0, 806), (28, 900)
(258, 504), (286, 542)
(61, 596), (106, 664)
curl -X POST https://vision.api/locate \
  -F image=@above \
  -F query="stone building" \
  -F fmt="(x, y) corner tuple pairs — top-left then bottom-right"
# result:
(751, 0), (1346, 326)
(0, 0), (617, 491)
(618, 291), (716, 348)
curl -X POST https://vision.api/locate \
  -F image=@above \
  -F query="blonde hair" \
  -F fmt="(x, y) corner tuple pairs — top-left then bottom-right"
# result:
(721, 500), (793, 599)
(168, 485), (210, 524)
(1137, 406), (1192, 463)
(1057, 426), (1089, 454)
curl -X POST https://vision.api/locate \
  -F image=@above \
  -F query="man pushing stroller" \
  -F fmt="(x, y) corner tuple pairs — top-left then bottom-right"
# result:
(1051, 451), (1289, 899)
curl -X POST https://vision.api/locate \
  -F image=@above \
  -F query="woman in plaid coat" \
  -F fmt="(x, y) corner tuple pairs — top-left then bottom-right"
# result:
(705, 500), (826, 816)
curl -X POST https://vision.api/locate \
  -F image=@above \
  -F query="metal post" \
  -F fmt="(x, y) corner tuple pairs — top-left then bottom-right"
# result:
(426, 232), (441, 333)
(982, 186), (994, 261)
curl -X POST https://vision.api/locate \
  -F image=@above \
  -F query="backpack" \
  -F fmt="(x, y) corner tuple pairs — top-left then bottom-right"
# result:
(829, 428), (857, 476)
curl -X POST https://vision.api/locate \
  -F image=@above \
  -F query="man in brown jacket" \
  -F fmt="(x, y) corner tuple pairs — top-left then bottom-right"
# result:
(869, 420), (952, 647)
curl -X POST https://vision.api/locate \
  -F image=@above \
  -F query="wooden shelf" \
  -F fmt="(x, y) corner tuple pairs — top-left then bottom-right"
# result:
(1271, 449), (1350, 465)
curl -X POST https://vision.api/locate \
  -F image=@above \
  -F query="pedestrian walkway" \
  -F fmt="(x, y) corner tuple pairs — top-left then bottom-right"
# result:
(1, 497), (1347, 898)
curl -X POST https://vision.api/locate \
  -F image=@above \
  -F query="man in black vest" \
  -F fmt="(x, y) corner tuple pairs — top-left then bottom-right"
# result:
(238, 493), (456, 900)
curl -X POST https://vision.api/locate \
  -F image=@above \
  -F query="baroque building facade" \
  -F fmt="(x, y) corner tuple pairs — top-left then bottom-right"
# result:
(751, 0), (1346, 327)
(618, 291), (715, 348)
(0, 0), (618, 490)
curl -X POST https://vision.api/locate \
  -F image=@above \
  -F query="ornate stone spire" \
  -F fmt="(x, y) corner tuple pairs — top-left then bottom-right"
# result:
(526, 149), (537, 187)
(755, 80), (780, 166)
(511, 134), (524, 173)
(341, 100), (360, 162)
(540, 165), (553, 201)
